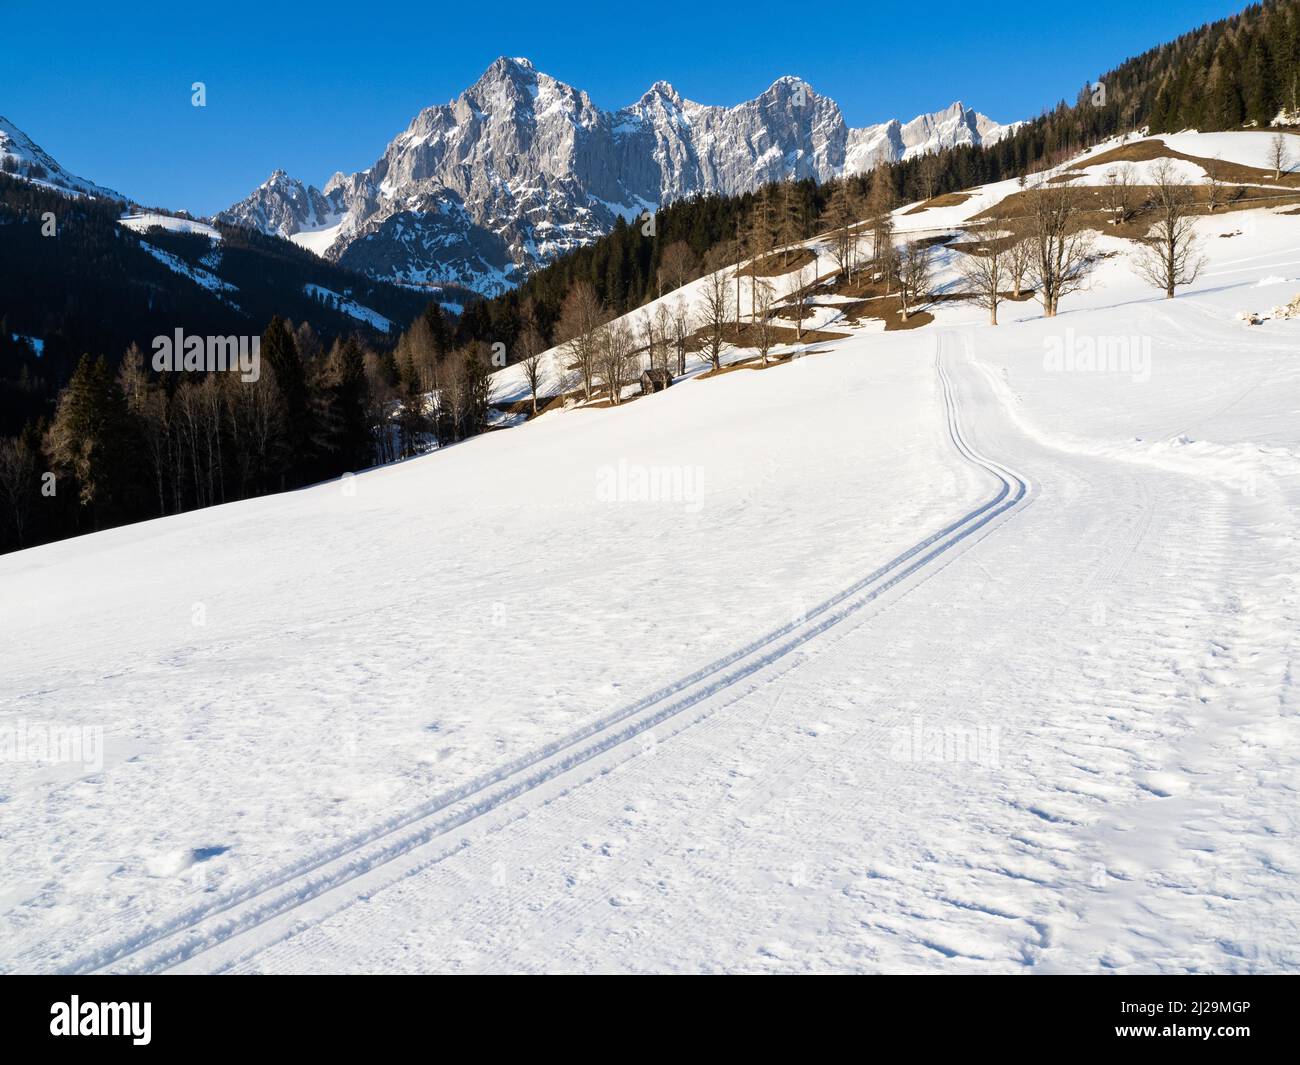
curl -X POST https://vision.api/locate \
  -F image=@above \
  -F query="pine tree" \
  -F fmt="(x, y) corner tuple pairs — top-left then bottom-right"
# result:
(261, 316), (311, 487)
(326, 336), (371, 474)
(44, 354), (133, 527)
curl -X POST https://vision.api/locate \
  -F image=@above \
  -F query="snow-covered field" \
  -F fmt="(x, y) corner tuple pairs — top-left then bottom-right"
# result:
(1, 133), (1298, 973)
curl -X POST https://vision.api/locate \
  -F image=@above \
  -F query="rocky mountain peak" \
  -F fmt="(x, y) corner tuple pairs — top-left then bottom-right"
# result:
(217, 61), (1018, 297)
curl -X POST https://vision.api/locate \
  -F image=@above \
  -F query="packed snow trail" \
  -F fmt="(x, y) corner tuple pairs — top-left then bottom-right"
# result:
(70, 336), (1026, 974)
(201, 328), (1298, 974)
(5, 169), (1299, 975)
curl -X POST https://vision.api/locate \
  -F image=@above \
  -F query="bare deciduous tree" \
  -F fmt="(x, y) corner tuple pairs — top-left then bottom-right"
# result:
(516, 324), (546, 417)
(777, 179), (805, 264)
(652, 303), (673, 372)
(1204, 154), (1227, 212)
(792, 259), (815, 340)
(956, 235), (1008, 325)
(1269, 132), (1292, 180)
(1025, 178), (1096, 317)
(751, 278), (778, 365)
(865, 167), (895, 281)
(1102, 164), (1137, 224)
(917, 153), (941, 202)
(118, 343), (171, 514)
(823, 179), (858, 284)
(698, 268), (733, 370)
(1131, 160), (1207, 299)
(1006, 225), (1033, 299)
(669, 298), (693, 376)
(595, 320), (637, 404)
(556, 280), (607, 402)
(657, 240), (698, 297)
(895, 240), (933, 319)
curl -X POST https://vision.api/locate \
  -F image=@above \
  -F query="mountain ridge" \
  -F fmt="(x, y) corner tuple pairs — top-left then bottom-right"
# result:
(217, 57), (1020, 295)
(0, 115), (124, 201)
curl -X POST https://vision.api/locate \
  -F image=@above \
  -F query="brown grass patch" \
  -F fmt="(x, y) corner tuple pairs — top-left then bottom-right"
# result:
(975, 182), (1300, 238)
(1071, 137), (1300, 188)
(712, 317), (848, 344)
(737, 247), (816, 277)
(903, 191), (974, 214)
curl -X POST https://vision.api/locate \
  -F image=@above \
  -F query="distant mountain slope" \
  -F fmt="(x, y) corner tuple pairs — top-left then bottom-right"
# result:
(0, 115), (124, 200)
(218, 58), (1017, 294)
(0, 174), (432, 435)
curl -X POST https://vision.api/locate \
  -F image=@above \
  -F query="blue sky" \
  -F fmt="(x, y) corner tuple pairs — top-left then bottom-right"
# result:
(2, 0), (1245, 216)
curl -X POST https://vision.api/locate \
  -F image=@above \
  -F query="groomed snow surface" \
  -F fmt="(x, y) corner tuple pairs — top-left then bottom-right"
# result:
(1, 133), (1298, 973)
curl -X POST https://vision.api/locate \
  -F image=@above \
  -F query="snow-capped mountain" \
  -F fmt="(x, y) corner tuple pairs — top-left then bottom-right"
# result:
(218, 58), (1018, 295)
(0, 115), (123, 200)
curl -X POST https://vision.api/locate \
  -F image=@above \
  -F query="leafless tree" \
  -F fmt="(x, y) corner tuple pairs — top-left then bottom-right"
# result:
(516, 324), (546, 416)
(1101, 164), (1137, 224)
(792, 259), (816, 340)
(1269, 132), (1292, 180)
(396, 313), (439, 396)
(865, 167), (895, 279)
(595, 320), (637, 404)
(748, 185), (779, 274)
(751, 278), (778, 365)
(895, 240), (933, 319)
(669, 298), (693, 376)
(917, 153), (942, 202)
(657, 240), (698, 295)
(226, 360), (283, 492)
(956, 235), (1008, 325)
(823, 179), (857, 283)
(652, 303), (673, 372)
(1006, 226), (1034, 299)
(777, 179), (805, 264)
(1025, 178), (1096, 317)
(698, 267), (733, 370)
(639, 310), (659, 374)
(117, 343), (171, 514)
(1204, 155), (1227, 212)
(556, 280), (607, 402)
(364, 349), (399, 465)
(1131, 160), (1207, 299)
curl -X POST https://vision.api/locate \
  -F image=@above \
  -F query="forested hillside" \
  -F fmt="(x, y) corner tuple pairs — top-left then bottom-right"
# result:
(451, 0), (1300, 352)
(0, 174), (429, 435)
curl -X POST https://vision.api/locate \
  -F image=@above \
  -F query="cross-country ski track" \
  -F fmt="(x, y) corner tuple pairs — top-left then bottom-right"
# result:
(66, 335), (1028, 975)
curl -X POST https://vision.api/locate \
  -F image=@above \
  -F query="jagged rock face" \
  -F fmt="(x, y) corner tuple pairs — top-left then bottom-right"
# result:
(620, 77), (850, 198)
(224, 169), (346, 238)
(335, 194), (515, 294)
(218, 58), (1018, 296)
(0, 115), (123, 200)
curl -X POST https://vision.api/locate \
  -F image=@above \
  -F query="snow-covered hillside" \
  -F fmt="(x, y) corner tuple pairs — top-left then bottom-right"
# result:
(2, 131), (1298, 974)
(0, 115), (123, 200)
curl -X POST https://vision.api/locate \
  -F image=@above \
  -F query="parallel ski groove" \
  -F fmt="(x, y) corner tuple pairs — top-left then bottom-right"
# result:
(69, 335), (1027, 975)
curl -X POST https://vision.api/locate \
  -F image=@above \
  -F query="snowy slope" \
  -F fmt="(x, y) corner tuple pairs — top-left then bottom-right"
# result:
(0, 115), (123, 200)
(119, 214), (224, 241)
(2, 133), (1298, 974)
